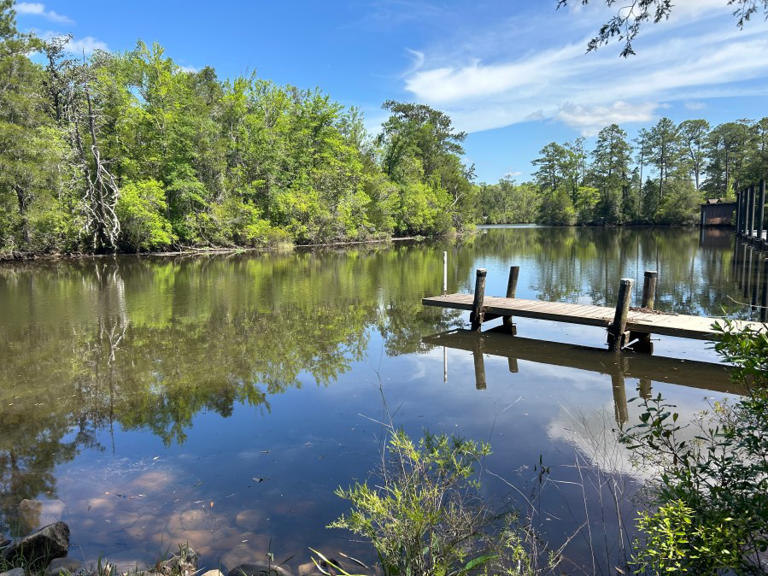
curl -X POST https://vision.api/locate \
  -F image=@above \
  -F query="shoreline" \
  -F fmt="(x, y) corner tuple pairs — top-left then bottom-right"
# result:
(0, 235), (437, 264)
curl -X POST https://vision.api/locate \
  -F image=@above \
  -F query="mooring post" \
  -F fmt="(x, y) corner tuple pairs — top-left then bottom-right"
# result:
(502, 265), (520, 334)
(758, 179), (766, 246)
(470, 268), (487, 331)
(630, 271), (657, 353)
(748, 184), (756, 239)
(736, 189), (743, 236)
(641, 270), (657, 309)
(442, 251), (448, 294)
(608, 278), (633, 352)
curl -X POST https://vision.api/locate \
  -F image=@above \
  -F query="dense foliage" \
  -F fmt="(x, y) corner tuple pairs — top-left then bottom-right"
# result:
(481, 118), (768, 226)
(622, 322), (768, 574)
(0, 1), (476, 256)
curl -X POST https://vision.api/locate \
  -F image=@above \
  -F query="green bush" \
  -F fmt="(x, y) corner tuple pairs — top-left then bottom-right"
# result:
(623, 321), (768, 575)
(330, 429), (551, 576)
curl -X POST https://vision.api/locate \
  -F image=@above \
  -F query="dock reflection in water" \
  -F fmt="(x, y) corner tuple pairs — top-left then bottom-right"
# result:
(424, 328), (742, 426)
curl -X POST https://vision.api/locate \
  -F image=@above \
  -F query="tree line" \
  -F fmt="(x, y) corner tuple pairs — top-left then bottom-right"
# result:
(478, 117), (768, 226)
(0, 0), (477, 256)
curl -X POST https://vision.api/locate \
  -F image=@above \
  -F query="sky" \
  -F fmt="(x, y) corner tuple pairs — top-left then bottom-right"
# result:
(13, 0), (768, 183)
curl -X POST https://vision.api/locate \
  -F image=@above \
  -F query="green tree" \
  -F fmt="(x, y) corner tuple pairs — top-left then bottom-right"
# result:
(590, 124), (632, 223)
(678, 119), (710, 191)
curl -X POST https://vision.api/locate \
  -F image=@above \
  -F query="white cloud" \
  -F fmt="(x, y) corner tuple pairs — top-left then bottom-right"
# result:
(401, 6), (768, 134)
(179, 65), (200, 74)
(15, 2), (72, 24)
(556, 101), (658, 135)
(64, 36), (109, 56)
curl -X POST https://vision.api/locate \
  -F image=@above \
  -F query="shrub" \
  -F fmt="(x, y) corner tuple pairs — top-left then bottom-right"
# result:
(623, 321), (768, 574)
(330, 429), (551, 575)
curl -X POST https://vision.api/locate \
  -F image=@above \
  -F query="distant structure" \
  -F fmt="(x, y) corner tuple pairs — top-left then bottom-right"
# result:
(700, 198), (736, 227)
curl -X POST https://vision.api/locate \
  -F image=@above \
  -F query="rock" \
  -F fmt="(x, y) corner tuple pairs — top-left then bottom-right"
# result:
(201, 571), (225, 576)
(1, 521), (69, 570)
(0, 568), (25, 576)
(227, 563), (292, 576)
(45, 557), (83, 576)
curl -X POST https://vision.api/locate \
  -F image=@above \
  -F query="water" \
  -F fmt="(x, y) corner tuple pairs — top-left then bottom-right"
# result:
(0, 226), (761, 573)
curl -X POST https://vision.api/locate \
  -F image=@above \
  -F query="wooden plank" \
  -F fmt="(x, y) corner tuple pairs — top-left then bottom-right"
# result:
(422, 293), (766, 341)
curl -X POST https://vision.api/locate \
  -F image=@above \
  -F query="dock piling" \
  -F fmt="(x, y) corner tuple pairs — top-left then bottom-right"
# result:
(502, 265), (520, 334)
(470, 268), (487, 331)
(608, 278), (634, 352)
(631, 271), (657, 353)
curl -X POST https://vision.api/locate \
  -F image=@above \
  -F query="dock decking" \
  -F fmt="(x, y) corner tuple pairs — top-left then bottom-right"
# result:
(422, 266), (766, 352)
(422, 293), (761, 340)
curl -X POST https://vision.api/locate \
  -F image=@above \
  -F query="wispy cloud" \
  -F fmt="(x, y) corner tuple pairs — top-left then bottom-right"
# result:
(15, 2), (72, 24)
(64, 36), (109, 56)
(402, 5), (768, 135)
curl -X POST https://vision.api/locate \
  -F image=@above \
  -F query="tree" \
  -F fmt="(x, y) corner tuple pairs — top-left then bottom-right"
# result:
(590, 123), (631, 223)
(704, 121), (753, 199)
(647, 117), (681, 205)
(556, 0), (768, 56)
(678, 119), (710, 191)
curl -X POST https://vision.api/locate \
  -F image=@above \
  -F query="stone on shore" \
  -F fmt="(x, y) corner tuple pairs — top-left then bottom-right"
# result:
(0, 568), (26, 576)
(1, 521), (70, 569)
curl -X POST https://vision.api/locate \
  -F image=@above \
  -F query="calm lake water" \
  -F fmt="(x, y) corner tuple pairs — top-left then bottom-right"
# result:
(0, 226), (762, 574)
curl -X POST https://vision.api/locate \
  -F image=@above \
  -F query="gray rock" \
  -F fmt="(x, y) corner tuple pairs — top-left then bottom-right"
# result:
(201, 571), (225, 576)
(227, 564), (292, 576)
(0, 568), (25, 576)
(1, 521), (69, 570)
(45, 557), (82, 576)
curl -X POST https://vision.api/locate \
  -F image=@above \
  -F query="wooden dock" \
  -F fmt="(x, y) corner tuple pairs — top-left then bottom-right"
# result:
(423, 267), (766, 353)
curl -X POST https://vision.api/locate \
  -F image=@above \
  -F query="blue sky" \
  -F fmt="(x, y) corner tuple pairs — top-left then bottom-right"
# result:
(14, 0), (768, 183)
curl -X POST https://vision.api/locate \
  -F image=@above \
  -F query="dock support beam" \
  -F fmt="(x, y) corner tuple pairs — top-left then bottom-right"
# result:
(748, 185), (756, 238)
(502, 265), (519, 334)
(736, 189), (743, 235)
(608, 278), (633, 352)
(470, 268), (487, 331)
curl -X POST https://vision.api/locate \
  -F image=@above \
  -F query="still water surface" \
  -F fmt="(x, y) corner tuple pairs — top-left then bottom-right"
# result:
(0, 227), (760, 573)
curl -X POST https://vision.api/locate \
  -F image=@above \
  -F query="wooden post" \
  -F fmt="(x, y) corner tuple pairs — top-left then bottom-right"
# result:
(502, 265), (519, 334)
(608, 278), (633, 352)
(641, 270), (657, 309)
(758, 179), (766, 246)
(470, 268), (487, 331)
(748, 184), (756, 238)
(630, 270), (657, 353)
(736, 189), (743, 235)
